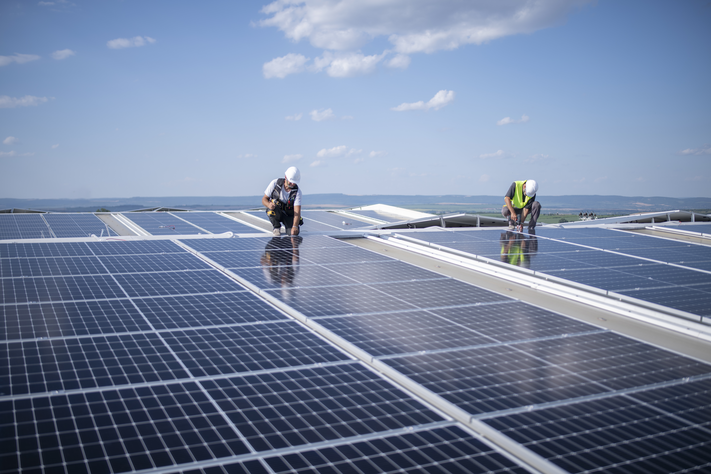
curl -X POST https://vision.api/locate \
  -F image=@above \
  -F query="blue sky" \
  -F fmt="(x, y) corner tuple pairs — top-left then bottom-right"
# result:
(1, 0), (710, 200)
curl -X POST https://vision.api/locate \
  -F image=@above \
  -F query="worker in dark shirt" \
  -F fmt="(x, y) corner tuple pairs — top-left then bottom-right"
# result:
(502, 180), (541, 231)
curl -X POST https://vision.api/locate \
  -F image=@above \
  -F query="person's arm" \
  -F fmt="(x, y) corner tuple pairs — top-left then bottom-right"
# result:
(504, 196), (517, 221)
(291, 205), (301, 235)
(262, 195), (275, 210)
(522, 207), (530, 223)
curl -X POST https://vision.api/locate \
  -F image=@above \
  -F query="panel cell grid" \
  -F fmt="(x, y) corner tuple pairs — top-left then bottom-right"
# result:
(0, 241), (94, 258)
(0, 256), (107, 278)
(1, 333), (189, 395)
(617, 286), (711, 316)
(264, 284), (420, 317)
(300, 210), (372, 229)
(314, 310), (499, 356)
(0, 214), (51, 240)
(43, 214), (118, 238)
(99, 253), (213, 274)
(113, 270), (243, 297)
(122, 213), (205, 235)
(368, 278), (513, 309)
(420, 302), (598, 343)
(263, 425), (530, 473)
(0, 383), (250, 474)
(545, 267), (676, 291)
(132, 293), (289, 330)
(483, 380), (711, 474)
(298, 247), (393, 264)
(201, 363), (443, 452)
(231, 264), (358, 290)
(172, 212), (259, 234)
(1, 299), (151, 340)
(85, 239), (185, 256)
(201, 249), (300, 270)
(385, 344), (609, 415)
(1, 274), (127, 304)
(324, 260), (447, 284)
(161, 322), (351, 377)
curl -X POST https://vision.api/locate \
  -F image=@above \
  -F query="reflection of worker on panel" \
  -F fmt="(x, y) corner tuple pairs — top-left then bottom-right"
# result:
(261, 235), (302, 288)
(500, 231), (538, 269)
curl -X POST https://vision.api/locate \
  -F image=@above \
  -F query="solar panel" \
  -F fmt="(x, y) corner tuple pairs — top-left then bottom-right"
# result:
(300, 210), (373, 230)
(1, 275), (127, 304)
(86, 239), (184, 256)
(121, 212), (206, 235)
(98, 253), (213, 273)
(43, 214), (118, 238)
(0, 241), (94, 258)
(482, 378), (711, 474)
(170, 212), (260, 234)
(0, 256), (107, 278)
(346, 209), (406, 223)
(112, 270), (245, 297)
(0, 214), (51, 240)
(1, 299), (151, 340)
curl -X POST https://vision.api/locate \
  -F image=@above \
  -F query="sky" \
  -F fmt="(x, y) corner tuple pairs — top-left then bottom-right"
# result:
(1, 0), (710, 200)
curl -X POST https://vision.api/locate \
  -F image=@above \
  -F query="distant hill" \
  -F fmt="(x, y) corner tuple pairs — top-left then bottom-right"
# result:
(1, 195), (710, 214)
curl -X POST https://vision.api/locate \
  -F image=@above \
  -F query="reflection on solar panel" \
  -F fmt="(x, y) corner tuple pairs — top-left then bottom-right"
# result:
(171, 212), (260, 234)
(122, 212), (205, 235)
(43, 213), (118, 238)
(397, 228), (711, 318)
(2, 228), (711, 473)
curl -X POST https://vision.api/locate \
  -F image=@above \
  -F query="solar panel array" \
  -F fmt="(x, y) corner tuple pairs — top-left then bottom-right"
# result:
(244, 210), (375, 232)
(395, 227), (711, 319)
(2, 235), (542, 474)
(0, 214), (121, 240)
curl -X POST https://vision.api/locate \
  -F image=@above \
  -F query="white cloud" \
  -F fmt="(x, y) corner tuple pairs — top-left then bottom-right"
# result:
(0, 95), (49, 108)
(313, 51), (386, 77)
(285, 113), (303, 121)
(310, 108), (335, 121)
(524, 153), (552, 164)
(497, 114), (530, 125)
(369, 150), (386, 157)
(3, 136), (18, 145)
(237, 153), (258, 158)
(263, 53), (308, 78)
(259, 0), (590, 54)
(310, 160), (324, 167)
(0, 151), (34, 157)
(678, 145), (711, 156)
(341, 115), (354, 120)
(479, 174), (490, 182)
(52, 144), (59, 149)
(392, 90), (455, 111)
(107, 36), (156, 49)
(0, 53), (41, 66)
(317, 145), (347, 158)
(387, 54), (411, 69)
(479, 150), (514, 159)
(51, 49), (75, 60)
(282, 153), (303, 163)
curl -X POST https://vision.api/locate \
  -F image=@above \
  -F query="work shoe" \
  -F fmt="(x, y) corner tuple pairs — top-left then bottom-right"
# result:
(272, 228), (281, 236)
(508, 224), (514, 230)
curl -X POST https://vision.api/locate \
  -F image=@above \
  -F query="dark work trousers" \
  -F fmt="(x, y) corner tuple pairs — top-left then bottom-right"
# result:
(501, 201), (541, 229)
(267, 205), (295, 232)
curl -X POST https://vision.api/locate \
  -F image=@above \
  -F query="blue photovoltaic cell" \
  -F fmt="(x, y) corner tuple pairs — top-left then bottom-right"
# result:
(131, 292), (289, 329)
(232, 264), (359, 289)
(0, 382), (251, 474)
(1, 299), (152, 340)
(0, 241), (94, 258)
(180, 235), (352, 253)
(297, 246), (393, 264)
(0, 333), (189, 395)
(43, 214), (118, 238)
(261, 425), (531, 474)
(0, 214), (51, 240)
(544, 267), (675, 291)
(201, 363), (444, 452)
(121, 212), (205, 235)
(98, 253), (213, 273)
(171, 212), (260, 234)
(161, 322), (350, 376)
(201, 249), (300, 269)
(324, 260), (447, 284)
(483, 379), (711, 474)
(0, 256), (107, 278)
(368, 278), (512, 308)
(314, 310), (501, 356)
(264, 283), (421, 317)
(617, 286), (711, 316)
(1, 275), (126, 304)
(112, 270), (244, 297)
(86, 239), (184, 256)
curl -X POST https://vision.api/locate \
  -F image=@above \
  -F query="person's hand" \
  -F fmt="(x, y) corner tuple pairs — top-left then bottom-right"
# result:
(291, 227), (300, 236)
(267, 200), (276, 210)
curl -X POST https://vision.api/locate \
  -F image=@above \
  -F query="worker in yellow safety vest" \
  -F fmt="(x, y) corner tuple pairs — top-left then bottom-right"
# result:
(502, 180), (541, 231)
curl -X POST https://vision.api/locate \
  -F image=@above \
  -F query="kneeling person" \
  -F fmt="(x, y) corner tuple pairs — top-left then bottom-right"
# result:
(502, 179), (541, 231)
(263, 167), (302, 236)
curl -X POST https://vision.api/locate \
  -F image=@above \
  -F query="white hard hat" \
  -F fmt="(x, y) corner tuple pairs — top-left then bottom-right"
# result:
(285, 166), (301, 185)
(525, 180), (538, 196)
